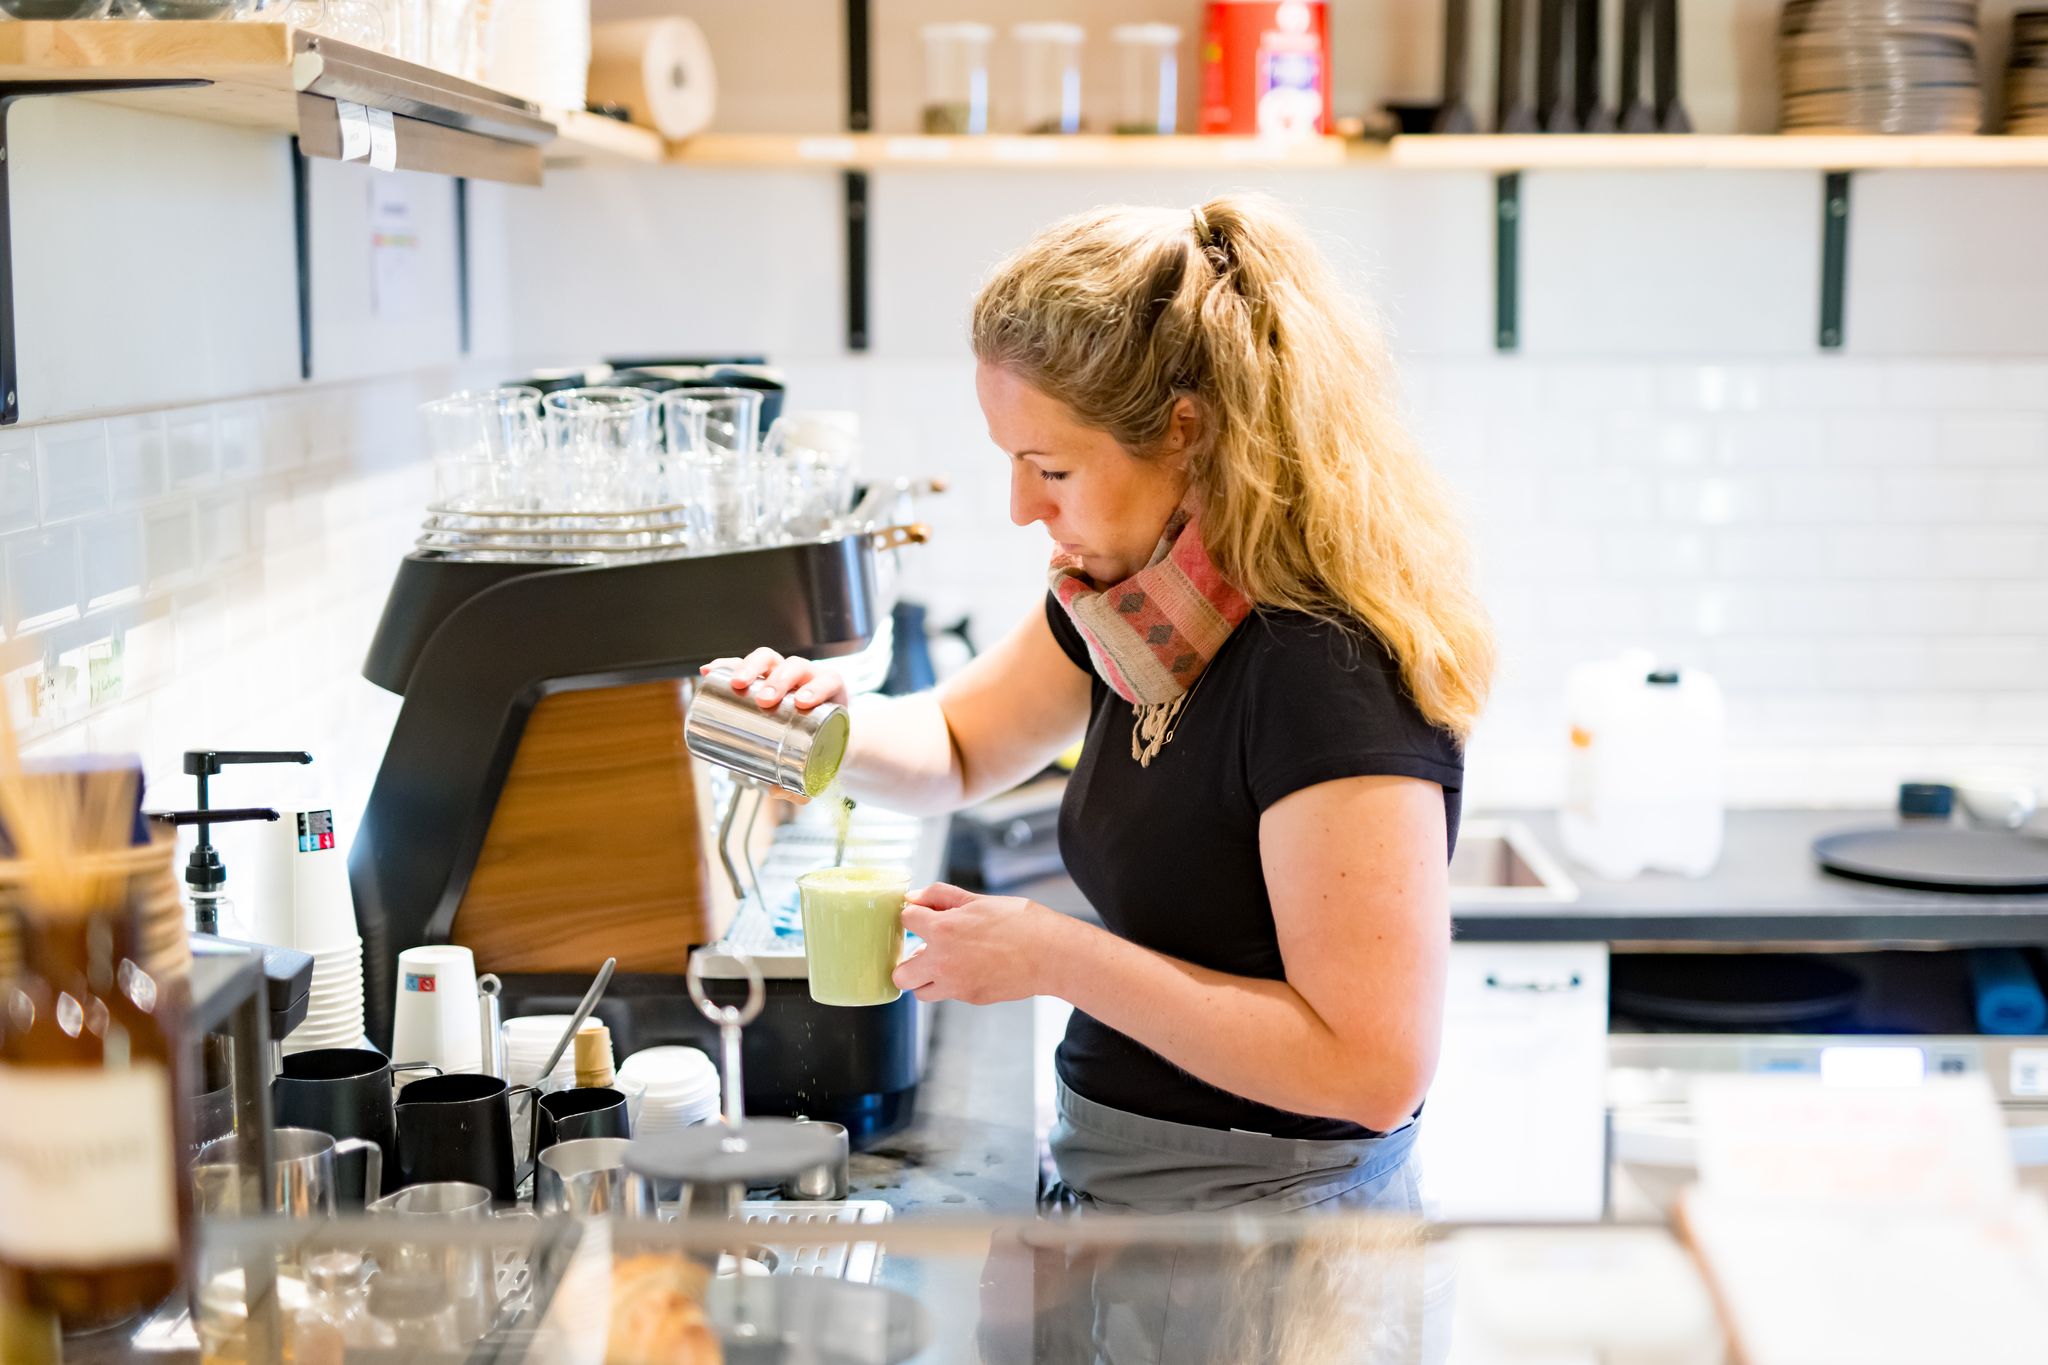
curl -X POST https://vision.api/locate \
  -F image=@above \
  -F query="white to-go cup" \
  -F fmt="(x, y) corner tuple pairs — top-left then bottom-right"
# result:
(390, 945), (482, 1074)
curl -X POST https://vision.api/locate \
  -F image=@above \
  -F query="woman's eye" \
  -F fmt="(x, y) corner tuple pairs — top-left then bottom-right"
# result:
(1039, 470), (1068, 483)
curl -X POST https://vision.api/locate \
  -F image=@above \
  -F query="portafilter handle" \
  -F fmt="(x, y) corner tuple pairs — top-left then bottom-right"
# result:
(686, 947), (764, 1133)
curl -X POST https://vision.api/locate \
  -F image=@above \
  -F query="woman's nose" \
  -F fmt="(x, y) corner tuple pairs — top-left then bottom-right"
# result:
(1009, 468), (1049, 527)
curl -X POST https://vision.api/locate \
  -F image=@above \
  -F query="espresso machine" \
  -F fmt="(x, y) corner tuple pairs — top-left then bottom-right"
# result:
(349, 500), (936, 1145)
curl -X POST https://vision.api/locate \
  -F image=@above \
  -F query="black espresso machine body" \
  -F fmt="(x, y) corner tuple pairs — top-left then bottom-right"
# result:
(349, 531), (928, 1143)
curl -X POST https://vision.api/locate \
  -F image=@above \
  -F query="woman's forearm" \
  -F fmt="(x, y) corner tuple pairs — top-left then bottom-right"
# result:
(837, 691), (966, 816)
(1041, 914), (1428, 1131)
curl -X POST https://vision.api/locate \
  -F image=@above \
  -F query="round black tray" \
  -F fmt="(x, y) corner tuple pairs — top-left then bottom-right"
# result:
(1814, 826), (2048, 895)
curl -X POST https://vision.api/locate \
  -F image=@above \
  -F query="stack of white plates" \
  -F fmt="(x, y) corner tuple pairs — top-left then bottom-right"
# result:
(502, 1015), (582, 1090)
(282, 937), (367, 1054)
(618, 1046), (721, 1133)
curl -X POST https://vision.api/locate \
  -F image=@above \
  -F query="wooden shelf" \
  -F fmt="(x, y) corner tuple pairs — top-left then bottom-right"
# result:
(1385, 133), (2048, 171)
(662, 130), (2048, 173)
(667, 132), (1353, 169)
(547, 108), (667, 166)
(0, 20), (554, 185)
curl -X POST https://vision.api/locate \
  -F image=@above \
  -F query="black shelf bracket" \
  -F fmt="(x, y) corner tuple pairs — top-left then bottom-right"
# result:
(1819, 170), (1851, 351)
(0, 79), (208, 425)
(844, 0), (870, 353)
(454, 176), (471, 354)
(1495, 171), (1521, 351)
(290, 136), (312, 381)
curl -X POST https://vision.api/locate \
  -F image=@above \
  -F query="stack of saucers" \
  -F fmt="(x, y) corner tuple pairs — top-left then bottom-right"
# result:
(1779, 0), (1986, 134)
(2008, 10), (2048, 133)
(618, 1046), (721, 1134)
(282, 937), (367, 1053)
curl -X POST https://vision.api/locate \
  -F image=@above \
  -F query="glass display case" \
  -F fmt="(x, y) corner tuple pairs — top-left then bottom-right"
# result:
(131, 1211), (1729, 1364)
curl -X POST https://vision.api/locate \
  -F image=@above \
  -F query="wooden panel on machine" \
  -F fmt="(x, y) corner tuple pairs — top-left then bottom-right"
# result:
(453, 680), (711, 974)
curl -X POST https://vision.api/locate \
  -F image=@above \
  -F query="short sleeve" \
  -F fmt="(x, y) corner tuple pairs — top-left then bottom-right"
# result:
(1043, 593), (1095, 676)
(1240, 614), (1464, 813)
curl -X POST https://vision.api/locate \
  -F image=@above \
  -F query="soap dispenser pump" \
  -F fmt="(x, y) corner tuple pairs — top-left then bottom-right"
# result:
(147, 750), (312, 935)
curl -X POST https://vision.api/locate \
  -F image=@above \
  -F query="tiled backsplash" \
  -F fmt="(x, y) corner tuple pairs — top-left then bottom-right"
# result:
(12, 354), (2046, 830)
(5, 373), (450, 873)
(801, 353), (2048, 809)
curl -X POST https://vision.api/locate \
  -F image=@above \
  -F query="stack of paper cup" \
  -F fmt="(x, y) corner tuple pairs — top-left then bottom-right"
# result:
(503, 1015), (584, 1087)
(618, 1046), (721, 1134)
(282, 937), (367, 1054)
(266, 807), (371, 1055)
(389, 945), (482, 1073)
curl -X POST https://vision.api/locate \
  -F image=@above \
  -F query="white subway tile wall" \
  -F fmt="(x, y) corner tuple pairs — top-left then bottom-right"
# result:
(785, 351), (2048, 809)
(6, 375), (445, 879)
(6, 352), (2041, 832)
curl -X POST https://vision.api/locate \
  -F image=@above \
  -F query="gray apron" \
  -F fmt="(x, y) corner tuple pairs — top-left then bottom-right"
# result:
(987, 1081), (1433, 1365)
(1048, 1079), (1423, 1215)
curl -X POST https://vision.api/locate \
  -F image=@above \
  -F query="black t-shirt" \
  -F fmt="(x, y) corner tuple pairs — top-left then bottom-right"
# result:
(1046, 594), (1464, 1140)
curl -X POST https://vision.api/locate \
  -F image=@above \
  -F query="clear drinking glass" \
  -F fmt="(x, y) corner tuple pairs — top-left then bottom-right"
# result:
(428, 0), (474, 76)
(1113, 23), (1181, 134)
(1013, 22), (1085, 134)
(664, 387), (763, 551)
(420, 386), (543, 513)
(764, 411), (861, 541)
(921, 22), (993, 133)
(543, 386), (658, 511)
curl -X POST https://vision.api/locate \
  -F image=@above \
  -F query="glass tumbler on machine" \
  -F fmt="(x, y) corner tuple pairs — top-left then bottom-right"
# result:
(1013, 22), (1085, 134)
(543, 386), (658, 511)
(921, 22), (994, 133)
(420, 386), (543, 513)
(665, 387), (763, 550)
(1114, 23), (1182, 134)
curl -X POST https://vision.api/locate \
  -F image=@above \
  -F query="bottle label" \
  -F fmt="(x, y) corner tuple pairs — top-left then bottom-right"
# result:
(0, 1063), (178, 1265)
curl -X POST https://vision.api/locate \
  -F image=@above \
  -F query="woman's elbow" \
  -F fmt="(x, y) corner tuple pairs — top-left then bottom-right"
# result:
(1336, 1055), (1437, 1133)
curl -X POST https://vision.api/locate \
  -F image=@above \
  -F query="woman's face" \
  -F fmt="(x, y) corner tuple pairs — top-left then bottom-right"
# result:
(976, 362), (1193, 585)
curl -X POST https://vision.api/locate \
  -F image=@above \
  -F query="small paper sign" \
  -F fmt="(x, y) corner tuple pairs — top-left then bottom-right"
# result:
(337, 100), (370, 162)
(367, 107), (398, 172)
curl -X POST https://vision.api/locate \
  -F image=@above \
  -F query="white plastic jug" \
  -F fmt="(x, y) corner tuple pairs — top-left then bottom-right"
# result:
(1560, 651), (1725, 880)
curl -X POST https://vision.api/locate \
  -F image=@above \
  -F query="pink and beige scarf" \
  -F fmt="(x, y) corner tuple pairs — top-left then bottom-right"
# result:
(1049, 498), (1252, 766)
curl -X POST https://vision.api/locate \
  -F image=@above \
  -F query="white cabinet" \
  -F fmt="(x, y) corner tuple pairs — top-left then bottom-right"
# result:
(1418, 943), (1610, 1222)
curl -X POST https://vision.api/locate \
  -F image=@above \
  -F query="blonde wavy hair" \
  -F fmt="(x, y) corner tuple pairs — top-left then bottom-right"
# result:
(970, 193), (1494, 740)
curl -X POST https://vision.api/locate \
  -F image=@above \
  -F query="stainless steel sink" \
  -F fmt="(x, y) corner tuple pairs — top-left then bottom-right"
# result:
(1449, 819), (1579, 905)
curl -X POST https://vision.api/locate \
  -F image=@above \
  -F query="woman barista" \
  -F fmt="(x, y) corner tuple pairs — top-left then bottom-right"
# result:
(707, 194), (1493, 1216)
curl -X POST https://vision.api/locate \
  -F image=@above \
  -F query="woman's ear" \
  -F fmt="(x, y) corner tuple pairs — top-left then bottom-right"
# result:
(1164, 395), (1202, 463)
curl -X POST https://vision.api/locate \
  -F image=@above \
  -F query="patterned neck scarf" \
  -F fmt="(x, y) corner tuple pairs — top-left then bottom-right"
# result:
(1048, 496), (1253, 767)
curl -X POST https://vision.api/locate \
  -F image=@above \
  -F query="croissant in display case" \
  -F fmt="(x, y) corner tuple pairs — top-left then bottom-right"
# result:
(605, 1253), (723, 1365)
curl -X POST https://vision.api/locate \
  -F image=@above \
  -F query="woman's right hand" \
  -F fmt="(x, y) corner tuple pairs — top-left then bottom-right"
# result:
(700, 648), (850, 713)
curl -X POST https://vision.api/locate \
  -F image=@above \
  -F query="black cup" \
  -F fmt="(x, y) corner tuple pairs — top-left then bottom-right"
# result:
(273, 1048), (436, 1208)
(535, 1087), (631, 1153)
(395, 1073), (531, 1204)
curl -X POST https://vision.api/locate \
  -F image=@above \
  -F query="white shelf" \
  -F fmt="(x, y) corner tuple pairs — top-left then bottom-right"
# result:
(663, 131), (2048, 173)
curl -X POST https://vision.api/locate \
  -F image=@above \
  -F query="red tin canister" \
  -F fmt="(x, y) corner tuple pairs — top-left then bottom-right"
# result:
(1199, 0), (1333, 137)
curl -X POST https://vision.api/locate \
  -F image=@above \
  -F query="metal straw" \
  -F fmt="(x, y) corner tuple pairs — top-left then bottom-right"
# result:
(537, 957), (616, 1084)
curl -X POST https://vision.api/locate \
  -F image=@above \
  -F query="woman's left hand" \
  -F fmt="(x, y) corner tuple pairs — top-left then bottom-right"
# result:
(892, 882), (1071, 1005)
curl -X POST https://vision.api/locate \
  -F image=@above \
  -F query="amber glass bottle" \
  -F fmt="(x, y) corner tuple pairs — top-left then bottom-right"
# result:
(0, 889), (193, 1338)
